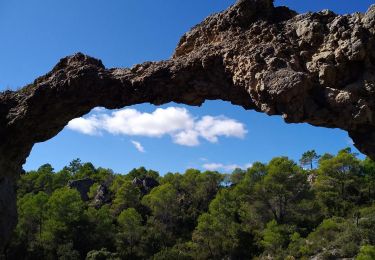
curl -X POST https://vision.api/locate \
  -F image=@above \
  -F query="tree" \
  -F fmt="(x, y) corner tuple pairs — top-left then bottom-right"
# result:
(126, 167), (159, 181)
(111, 181), (141, 215)
(230, 168), (246, 185)
(356, 245), (375, 260)
(192, 189), (251, 259)
(234, 162), (266, 201)
(362, 157), (375, 202)
(67, 159), (82, 175)
(261, 220), (293, 256)
(38, 163), (54, 175)
(116, 208), (143, 258)
(33, 164), (55, 194)
(52, 168), (72, 190)
(86, 205), (116, 250)
(41, 187), (85, 253)
(293, 217), (362, 258)
(176, 169), (223, 234)
(16, 191), (49, 256)
(300, 150), (320, 170)
(255, 157), (310, 224)
(152, 245), (193, 260)
(318, 153), (334, 165)
(192, 213), (219, 259)
(358, 205), (375, 244)
(74, 162), (97, 180)
(8, 150), (375, 259)
(56, 241), (80, 260)
(142, 183), (179, 227)
(315, 148), (362, 217)
(94, 167), (114, 183)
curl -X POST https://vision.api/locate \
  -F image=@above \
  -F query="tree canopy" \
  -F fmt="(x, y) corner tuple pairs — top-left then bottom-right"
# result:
(3, 149), (375, 259)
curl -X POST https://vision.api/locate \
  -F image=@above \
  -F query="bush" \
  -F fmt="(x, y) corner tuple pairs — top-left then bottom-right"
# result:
(356, 245), (375, 260)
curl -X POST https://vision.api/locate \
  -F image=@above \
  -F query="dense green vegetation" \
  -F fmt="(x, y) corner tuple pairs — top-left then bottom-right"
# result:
(3, 148), (375, 259)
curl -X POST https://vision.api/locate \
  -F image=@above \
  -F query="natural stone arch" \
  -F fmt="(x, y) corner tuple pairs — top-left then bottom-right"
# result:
(1, 0), (375, 249)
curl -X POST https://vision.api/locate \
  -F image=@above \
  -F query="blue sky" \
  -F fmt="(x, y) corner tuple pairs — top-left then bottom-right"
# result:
(1, 0), (373, 174)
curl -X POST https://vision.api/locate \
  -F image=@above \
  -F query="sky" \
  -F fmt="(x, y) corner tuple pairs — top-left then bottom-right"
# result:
(1, 0), (373, 174)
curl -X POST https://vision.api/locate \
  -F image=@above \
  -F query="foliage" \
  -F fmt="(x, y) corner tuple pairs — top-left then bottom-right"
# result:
(111, 181), (141, 215)
(315, 148), (362, 217)
(116, 208), (143, 258)
(85, 248), (120, 260)
(300, 150), (320, 170)
(356, 245), (375, 260)
(4, 150), (375, 259)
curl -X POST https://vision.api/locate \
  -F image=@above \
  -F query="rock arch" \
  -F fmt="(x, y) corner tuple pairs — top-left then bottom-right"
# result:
(1, 0), (375, 249)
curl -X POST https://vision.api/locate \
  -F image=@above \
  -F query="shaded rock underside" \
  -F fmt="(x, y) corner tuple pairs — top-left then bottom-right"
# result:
(1, 0), (375, 249)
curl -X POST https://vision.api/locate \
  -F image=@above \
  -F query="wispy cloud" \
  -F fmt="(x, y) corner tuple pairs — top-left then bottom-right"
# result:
(67, 107), (247, 147)
(202, 162), (253, 172)
(131, 140), (145, 153)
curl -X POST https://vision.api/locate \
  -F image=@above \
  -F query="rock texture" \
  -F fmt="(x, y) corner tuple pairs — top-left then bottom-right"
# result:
(0, 0), (375, 249)
(92, 183), (111, 208)
(132, 177), (160, 194)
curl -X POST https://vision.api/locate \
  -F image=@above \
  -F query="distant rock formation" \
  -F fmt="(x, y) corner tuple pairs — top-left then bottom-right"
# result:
(132, 177), (159, 194)
(92, 183), (111, 208)
(1, 0), (375, 249)
(68, 178), (95, 201)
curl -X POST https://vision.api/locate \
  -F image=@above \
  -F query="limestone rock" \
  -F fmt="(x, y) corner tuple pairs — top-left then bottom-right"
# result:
(92, 184), (111, 208)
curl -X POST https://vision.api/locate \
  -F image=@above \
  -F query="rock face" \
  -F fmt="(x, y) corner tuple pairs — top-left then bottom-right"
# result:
(67, 178), (95, 201)
(92, 184), (111, 208)
(0, 0), (375, 249)
(0, 177), (17, 250)
(132, 177), (159, 194)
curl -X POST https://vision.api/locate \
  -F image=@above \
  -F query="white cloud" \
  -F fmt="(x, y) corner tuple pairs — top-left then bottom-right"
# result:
(102, 107), (194, 137)
(196, 116), (247, 143)
(131, 140), (145, 153)
(67, 106), (247, 146)
(202, 162), (252, 172)
(202, 163), (226, 171)
(173, 130), (200, 146)
(67, 117), (101, 135)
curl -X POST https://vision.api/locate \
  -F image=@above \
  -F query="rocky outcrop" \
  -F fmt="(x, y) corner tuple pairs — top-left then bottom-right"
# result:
(132, 177), (159, 194)
(0, 0), (375, 249)
(67, 178), (95, 201)
(92, 184), (111, 208)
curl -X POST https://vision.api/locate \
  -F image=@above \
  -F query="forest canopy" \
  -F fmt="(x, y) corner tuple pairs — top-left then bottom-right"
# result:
(3, 148), (375, 259)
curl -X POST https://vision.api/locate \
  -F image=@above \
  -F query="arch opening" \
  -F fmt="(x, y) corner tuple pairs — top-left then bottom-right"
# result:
(24, 101), (362, 175)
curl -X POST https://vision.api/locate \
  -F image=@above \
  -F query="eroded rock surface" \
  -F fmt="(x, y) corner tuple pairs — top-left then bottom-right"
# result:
(92, 184), (111, 209)
(132, 177), (160, 194)
(0, 0), (374, 249)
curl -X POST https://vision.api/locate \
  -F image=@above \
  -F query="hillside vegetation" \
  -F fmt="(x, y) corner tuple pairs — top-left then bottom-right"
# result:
(3, 148), (375, 259)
